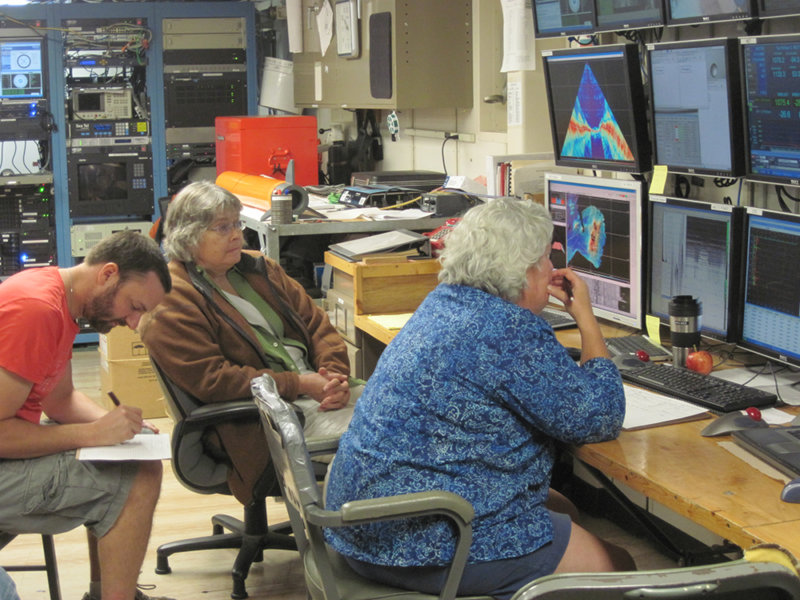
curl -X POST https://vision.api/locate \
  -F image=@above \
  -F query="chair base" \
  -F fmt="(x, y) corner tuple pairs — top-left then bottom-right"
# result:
(155, 508), (296, 600)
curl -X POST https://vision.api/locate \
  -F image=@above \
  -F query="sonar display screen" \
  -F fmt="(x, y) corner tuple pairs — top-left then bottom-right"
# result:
(542, 44), (651, 173)
(546, 173), (644, 329)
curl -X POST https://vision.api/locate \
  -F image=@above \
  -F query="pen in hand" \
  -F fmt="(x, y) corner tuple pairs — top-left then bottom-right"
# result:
(108, 391), (121, 407)
(562, 278), (574, 301)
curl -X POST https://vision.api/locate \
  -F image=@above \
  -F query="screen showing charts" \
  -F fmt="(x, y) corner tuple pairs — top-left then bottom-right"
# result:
(542, 44), (651, 173)
(648, 196), (743, 341)
(0, 39), (44, 99)
(741, 34), (800, 186)
(595, 0), (664, 31)
(546, 173), (643, 329)
(532, 0), (595, 37)
(739, 209), (800, 366)
(667, 0), (754, 25)
(648, 38), (743, 177)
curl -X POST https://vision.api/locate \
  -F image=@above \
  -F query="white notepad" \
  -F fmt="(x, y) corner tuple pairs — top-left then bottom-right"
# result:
(77, 433), (171, 461)
(623, 385), (710, 431)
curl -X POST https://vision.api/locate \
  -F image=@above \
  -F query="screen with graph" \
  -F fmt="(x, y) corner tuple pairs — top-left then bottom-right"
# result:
(546, 172), (644, 329)
(738, 208), (800, 366)
(648, 38), (744, 177)
(741, 34), (800, 186)
(648, 196), (744, 342)
(542, 44), (651, 173)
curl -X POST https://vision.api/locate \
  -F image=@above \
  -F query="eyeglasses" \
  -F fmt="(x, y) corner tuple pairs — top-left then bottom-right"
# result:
(207, 219), (245, 236)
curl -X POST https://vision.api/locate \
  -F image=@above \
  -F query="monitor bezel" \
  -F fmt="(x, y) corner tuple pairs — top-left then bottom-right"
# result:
(541, 43), (652, 174)
(646, 37), (745, 178)
(0, 37), (46, 101)
(666, 0), (756, 26)
(741, 33), (800, 187)
(545, 172), (645, 330)
(532, 0), (596, 38)
(736, 207), (800, 368)
(594, 0), (666, 33)
(646, 195), (745, 343)
(757, 0), (800, 18)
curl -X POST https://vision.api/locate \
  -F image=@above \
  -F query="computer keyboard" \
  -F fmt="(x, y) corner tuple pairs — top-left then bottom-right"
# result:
(606, 335), (671, 361)
(541, 307), (576, 330)
(621, 362), (778, 413)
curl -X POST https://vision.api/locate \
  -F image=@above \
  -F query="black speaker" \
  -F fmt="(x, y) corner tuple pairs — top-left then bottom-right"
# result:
(369, 12), (392, 99)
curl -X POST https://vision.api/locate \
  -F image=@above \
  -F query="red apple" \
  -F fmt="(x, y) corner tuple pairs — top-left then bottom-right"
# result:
(686, 350), (713, 375)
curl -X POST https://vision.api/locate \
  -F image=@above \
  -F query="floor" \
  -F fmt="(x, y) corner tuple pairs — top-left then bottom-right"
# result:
(3, 345), (678, 600)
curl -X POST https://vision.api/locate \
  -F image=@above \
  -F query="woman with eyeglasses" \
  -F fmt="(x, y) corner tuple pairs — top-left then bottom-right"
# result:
(140, 180), (360, 503)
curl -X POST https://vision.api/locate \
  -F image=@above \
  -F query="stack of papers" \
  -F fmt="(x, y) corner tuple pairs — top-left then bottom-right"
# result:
(622, 385), (709, 431)
(77, 433), (171, 461)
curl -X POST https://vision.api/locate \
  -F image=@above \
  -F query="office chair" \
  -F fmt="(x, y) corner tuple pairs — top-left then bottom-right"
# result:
(252, 374), (493, 600)
(509, 559), (800, 599)
(0, 533), (60, 600)
(150, 357), (296, 600)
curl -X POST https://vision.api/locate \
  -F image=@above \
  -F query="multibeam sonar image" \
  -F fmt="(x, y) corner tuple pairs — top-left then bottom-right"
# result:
(561, 64), (634, 161)
(566, 197), (606, 269)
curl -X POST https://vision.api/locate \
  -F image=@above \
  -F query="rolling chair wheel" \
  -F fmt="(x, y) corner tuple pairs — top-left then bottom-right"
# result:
(155, 554), (172, 575)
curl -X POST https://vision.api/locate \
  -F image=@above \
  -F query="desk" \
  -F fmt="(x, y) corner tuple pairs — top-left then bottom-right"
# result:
(353, 312), (800, 559)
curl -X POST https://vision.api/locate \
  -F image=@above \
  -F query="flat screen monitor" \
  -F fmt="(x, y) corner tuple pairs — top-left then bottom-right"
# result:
(541, 44), (652, 173)
(0, 38), (44, 100)
(532, 0), (595, 38)
(666, 0), (755, 26)
(546, 172), (644, 329)
(647, 196), (744, 342)
(595, 0), (665, 32)
(738, 208), (800, 367)
(758, 0), (800, 18)
(741, 34), (800, 186)
(647, 38), (744, 178)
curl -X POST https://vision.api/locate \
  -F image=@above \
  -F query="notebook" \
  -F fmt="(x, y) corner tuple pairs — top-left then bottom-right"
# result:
(732, 426), (800, 478)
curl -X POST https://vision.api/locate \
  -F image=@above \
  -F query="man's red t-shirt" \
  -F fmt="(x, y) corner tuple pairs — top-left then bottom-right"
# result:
(0, 267), (79, 423)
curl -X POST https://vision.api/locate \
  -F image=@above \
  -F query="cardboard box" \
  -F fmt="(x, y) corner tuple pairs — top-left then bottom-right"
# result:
(99, 327), (149, 361)
(99, 354), (166, 418)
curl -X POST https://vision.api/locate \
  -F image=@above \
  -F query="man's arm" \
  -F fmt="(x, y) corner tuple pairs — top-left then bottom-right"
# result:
(0, 366), (145, 459)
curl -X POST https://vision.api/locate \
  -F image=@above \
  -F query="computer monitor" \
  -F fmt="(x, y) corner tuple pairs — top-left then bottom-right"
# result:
(647, 196), (744, 342)
(546, 172), (644, 329)
(757, 0), (800, 18)
(532, 0), (595, 38)
(666, 0), (755, 26)
(737, 208), (800, 367)
(741, 34), (800, 186)
(647, 38), (744, 178)
(595, 0), (665, 32)
(541, 43), (652, 173)
(0, 38), (44, 100)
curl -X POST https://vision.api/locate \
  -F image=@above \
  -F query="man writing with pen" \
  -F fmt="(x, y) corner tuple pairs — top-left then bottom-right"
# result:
(0, 231), (174, 600)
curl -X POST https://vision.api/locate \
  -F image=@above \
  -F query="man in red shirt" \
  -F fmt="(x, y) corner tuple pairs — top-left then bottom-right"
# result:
(0, 231), (172, 600)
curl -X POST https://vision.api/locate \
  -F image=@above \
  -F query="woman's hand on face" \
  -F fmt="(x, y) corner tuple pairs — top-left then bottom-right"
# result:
(547, 268), (593, 319)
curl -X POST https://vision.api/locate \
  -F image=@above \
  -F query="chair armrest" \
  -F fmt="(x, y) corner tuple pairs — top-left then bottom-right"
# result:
(338, 490), (474, 526)
(184, 401), (259, 429)
(306, 436), (340, 456)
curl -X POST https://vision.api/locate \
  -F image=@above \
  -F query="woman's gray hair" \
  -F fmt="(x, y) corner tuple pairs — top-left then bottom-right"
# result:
(163, 180), (242, 262)
(438, 197), (554, 302)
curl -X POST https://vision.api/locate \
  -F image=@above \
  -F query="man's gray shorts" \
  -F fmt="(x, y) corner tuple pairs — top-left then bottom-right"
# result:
(0, 450), (138, 538)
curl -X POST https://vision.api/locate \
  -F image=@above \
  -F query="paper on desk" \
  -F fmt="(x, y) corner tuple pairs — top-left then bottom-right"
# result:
(711, 367), (800, 406)
(77, 433), (171, 461)
(622, 384), (710, 430)
(368, 313), (413, 330)
(718, 441), (791, 484)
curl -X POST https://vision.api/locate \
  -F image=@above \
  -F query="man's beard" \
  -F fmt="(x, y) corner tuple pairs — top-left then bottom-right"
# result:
(85, 283), (126, 333)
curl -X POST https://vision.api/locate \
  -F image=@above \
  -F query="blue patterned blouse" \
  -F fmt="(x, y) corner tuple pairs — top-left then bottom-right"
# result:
(324, 283), (625, 566)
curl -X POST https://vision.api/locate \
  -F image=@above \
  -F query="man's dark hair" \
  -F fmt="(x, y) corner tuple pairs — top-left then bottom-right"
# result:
(85, 230), (171, 293)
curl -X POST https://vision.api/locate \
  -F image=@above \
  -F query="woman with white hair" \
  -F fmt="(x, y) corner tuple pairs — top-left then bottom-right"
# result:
(324, 197), (633, 599)
(140, 181), (360, 503)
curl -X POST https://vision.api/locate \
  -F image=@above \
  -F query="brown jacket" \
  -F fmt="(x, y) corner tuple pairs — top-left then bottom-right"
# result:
(140, 250), (349, 502)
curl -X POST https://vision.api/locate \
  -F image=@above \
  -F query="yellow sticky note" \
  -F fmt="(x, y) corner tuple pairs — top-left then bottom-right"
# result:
(645, 314), (662, 345)
(649, 165), (668, 195)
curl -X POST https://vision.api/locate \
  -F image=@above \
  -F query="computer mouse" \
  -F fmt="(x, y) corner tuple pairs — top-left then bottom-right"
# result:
(700, 410), (769, 437)
(612, 354), (648, 371)
(782, 478), (800, 503)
